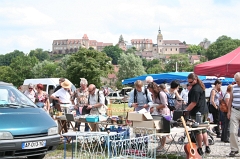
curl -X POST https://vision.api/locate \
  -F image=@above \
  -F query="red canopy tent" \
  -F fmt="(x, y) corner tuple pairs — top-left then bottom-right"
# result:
(194, 47), (240, 78)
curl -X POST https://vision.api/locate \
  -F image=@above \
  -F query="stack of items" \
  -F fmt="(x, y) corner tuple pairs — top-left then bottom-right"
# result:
(127, 108), (171, 133)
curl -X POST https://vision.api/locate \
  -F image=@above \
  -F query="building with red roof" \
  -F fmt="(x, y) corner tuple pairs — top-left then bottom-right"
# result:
(52, 34), (113, 54)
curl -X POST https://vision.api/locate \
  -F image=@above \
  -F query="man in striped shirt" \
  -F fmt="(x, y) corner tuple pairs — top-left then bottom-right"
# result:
(228, 72), (240, 157)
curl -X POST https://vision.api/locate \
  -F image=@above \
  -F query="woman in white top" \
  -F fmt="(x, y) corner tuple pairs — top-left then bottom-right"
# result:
(147, 82), (170, 116)
(221, 84), (232, 143)
(147, 82), (170, 152)
(209, 79), (222, 138)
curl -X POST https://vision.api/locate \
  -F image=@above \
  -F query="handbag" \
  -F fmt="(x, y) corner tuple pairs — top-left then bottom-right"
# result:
(220, 94), (228, 113)
(36, 102), (45, 108)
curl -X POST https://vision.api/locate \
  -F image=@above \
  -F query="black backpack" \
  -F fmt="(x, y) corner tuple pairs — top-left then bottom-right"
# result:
(133, 88), (149, 103)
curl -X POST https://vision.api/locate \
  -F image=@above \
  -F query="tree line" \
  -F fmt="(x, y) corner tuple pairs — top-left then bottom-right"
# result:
(0, 35), (239, 89)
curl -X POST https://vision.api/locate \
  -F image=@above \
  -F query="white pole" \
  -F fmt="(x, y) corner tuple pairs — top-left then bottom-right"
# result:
(176, 62), (178, 72)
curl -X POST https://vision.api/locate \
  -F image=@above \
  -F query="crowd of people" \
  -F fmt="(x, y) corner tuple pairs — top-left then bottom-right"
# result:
(127, 72), (240, 157)
(18, 72), (240, 157)
(21, 77), (109, 132)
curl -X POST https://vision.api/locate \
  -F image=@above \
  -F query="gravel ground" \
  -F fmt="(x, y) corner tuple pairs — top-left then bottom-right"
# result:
(159, 135), (240, 159)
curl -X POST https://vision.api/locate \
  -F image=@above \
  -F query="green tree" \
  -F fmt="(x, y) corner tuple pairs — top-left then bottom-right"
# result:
(126, 47), (137, 54)
(117, 53), (146, 81)
(0, 50), (24, 66)
(66, 48), (113, 88)
(146, 64), (165, 74)
(102, 45), (123, 65)
(32, 60), (58, 78)
(118, 35), (124, 43)
(144, 59), (165, 74)
(88, 47), (94, 50)
(29, 48), (50, 61)
(206, 35), (240, 60)
(0, 66), (18, 85)
(165, 54), (192, 72)
(55, 54), (71, 78)
(186, 44), (203, 55)
(142, 58), (148, 67)
(10, 55), (39, 86)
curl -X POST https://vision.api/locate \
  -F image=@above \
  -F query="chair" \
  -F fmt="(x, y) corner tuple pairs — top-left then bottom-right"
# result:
(65, 114), (76, 131)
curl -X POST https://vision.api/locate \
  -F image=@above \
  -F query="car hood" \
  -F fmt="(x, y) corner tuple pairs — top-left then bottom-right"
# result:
(0, 108), (57, 136)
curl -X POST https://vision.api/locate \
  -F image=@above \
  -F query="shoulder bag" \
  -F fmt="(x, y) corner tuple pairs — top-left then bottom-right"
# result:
(220, 93), (228, 113)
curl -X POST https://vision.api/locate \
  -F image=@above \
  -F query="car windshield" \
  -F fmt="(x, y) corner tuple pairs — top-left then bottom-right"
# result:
(0, 85), (36, 108)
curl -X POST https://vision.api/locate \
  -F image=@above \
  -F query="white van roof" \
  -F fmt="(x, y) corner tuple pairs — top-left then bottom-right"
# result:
(23, 78), (61, 86)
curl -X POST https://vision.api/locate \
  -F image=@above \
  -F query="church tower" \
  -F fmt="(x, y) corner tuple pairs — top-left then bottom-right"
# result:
(157, 26), (163, 54)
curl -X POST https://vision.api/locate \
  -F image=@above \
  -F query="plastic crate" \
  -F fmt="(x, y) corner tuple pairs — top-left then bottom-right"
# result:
(86, 115), (99, 122)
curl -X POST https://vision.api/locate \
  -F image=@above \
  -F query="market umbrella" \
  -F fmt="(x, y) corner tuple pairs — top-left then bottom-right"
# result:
(194, 47), (240, 78)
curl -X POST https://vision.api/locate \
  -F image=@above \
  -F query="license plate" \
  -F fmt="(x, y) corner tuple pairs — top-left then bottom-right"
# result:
(22, 140), (46, 149)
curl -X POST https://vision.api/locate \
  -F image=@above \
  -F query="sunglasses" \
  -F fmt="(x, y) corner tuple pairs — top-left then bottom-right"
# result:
(188, 80), (194, 84)
(29, 88), (33, 89)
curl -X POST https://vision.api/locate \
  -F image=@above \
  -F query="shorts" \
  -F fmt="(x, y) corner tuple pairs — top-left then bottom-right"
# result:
(191, 113), (208, 134)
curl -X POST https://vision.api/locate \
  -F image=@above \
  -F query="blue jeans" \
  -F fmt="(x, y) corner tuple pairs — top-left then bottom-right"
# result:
(221, 112), (229, 142)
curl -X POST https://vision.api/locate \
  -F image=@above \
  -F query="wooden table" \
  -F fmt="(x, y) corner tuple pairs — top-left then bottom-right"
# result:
(56, 115), (75, 135)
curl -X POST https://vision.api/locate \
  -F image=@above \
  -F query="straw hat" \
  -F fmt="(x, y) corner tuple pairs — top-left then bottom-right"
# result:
(61, 80), (71, 88)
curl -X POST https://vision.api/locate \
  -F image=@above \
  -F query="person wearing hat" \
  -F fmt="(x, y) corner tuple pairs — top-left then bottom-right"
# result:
(50, 80), (72, 133)
(24, 83), (36, 102)
(50, 80), (72, 104)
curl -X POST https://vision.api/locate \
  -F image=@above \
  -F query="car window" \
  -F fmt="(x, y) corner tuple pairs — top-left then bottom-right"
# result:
(108, 93), (113, 97)
(0, 85), (36, 107)
(113, 93), (117, 97)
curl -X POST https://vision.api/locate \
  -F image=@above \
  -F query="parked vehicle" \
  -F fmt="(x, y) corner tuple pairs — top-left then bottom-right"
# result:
(107, 92), (124, 104)
(119, 87), (133, 96)
(0, 81), (60, 159)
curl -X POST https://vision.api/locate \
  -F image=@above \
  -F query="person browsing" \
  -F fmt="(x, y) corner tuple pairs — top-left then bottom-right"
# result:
(24, 83), (36, 102)
(128, 80), (152, 111)
(50, 80), (72, 104)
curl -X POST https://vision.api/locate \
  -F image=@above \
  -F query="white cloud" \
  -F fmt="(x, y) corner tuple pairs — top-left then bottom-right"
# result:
(1, 0), (240, 54)
(0, 6), (54, 26)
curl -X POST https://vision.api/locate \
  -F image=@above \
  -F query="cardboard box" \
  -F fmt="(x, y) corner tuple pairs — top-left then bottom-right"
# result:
(132, 120), (160, 129)
(127, 112), (153, 121)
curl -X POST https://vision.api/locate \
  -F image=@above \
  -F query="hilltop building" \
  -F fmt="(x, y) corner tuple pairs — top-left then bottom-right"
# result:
(51, 27), (187, 59)
(51, 34), (113, 55)
(130, 27), (187, 60)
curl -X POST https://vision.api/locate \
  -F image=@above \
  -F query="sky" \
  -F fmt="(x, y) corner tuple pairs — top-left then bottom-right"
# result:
(0, 0), (240, 54)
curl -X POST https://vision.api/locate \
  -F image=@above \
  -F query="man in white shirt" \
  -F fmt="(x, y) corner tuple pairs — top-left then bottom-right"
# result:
(50, 80), (72, 104)
(128, 80), (152, 112)
(50, 80), (72, 133)
(86, 84), (106, 131)
(86, 84), (106, 115)
(180, 84), (191, 105)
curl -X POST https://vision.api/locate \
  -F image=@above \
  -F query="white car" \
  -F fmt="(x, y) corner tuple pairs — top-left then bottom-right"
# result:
(107, 92), (124, 104)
